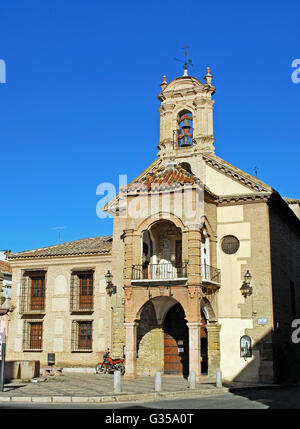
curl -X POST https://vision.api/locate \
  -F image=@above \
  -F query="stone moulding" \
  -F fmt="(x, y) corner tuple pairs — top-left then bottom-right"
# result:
(217, 192), (272, 206)
(202, 155), (271, 193)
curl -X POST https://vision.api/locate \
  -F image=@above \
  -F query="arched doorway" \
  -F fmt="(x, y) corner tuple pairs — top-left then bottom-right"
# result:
(163, 303), (189, 377)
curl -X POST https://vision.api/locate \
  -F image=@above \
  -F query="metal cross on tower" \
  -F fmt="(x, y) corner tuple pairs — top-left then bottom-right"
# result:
(175, 45), (193, 76)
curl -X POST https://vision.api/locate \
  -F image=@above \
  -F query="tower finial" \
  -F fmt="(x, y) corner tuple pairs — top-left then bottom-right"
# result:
(204, 66), (213, 85)
(160, 75), (168, 90)
(174, 46), (193, 76)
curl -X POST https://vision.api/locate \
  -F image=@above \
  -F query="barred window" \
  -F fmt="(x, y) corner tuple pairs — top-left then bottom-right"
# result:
(79, 274), (93, 309)
(70, 270), (94, 312)
(20, 270), (46, 314)
(221, 235), (240, 255)
(71, 320), (93, 352)
(31, 277), (45, 310)
(23, 321), (43, 351)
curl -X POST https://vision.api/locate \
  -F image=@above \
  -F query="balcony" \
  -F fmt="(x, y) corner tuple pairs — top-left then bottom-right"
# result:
(131, 262), (221, 287)
(201, 264), (221, 288)
(131, 263), (188, 285)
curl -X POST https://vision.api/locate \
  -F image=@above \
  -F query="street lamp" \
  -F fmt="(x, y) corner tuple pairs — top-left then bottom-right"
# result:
(240, 270), (252, 298)
(105, 270), (116, 296)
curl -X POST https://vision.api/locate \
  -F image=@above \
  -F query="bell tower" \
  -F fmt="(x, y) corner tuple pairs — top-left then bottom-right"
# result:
(157, 66), (216, 161)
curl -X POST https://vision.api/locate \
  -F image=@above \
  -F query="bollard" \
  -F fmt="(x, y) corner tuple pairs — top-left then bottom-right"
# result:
(154, 372), (162, 392)
(216, 371), (222, 388)
(189, 371), (196, 389)
(114, 370), (121, 393)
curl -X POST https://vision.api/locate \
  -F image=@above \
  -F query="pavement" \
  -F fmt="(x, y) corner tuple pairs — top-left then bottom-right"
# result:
(0, 370), (282, 404)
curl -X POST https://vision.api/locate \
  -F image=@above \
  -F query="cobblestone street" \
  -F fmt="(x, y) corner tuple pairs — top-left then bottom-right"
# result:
(0, 373), (219, 398)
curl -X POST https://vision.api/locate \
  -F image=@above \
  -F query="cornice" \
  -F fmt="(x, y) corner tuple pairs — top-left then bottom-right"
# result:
(217, 192), (272, 206)
(203, 155), (271, 193)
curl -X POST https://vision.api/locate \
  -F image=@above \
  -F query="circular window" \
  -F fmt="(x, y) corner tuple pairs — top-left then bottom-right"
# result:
(221, 235), (240, 254)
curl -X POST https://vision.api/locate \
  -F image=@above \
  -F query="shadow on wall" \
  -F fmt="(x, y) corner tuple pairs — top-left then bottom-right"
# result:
(231, 328), (300, 385)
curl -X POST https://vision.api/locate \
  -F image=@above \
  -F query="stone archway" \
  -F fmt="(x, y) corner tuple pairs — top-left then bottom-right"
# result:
(135, 297), (188, 377)
(201, 297), (221, 377)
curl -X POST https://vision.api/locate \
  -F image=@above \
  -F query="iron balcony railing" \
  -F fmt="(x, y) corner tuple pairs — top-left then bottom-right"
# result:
(131, 262), (221, 284)
(132, 263), (188, 281)
(201, 264), (221, 284)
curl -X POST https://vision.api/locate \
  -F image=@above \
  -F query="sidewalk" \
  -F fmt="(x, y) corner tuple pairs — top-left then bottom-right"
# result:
(0, 371), (279, 404)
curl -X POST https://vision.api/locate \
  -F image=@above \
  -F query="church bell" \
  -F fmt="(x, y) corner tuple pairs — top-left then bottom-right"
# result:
(182, 118), (191, 130)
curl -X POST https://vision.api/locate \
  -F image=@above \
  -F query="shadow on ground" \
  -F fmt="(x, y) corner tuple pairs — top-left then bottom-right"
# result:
(228, 386), (300, 409)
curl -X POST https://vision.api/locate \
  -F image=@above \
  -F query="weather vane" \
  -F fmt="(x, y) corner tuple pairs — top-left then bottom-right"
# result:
(174, 45), (193, 76)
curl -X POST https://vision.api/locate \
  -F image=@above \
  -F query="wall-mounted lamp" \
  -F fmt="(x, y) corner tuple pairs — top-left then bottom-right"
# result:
(240, 270), (252, 298)
(105, 270), (116, 296)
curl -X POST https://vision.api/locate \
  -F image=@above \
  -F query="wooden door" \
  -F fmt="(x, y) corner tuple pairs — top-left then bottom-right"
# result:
(164, 333), (182, 374)
(163, 304), (188, 376)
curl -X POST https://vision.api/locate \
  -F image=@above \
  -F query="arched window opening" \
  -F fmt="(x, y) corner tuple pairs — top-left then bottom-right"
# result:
(134, 220), (186, 280)
(177, 111), (193, 148)
(179, 162), (192, 174)
(201, 227), (211, 280)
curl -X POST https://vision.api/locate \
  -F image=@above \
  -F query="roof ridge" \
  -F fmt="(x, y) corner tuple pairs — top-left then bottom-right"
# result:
(9, 235), (113, 258)
(203, 153), (272, 192)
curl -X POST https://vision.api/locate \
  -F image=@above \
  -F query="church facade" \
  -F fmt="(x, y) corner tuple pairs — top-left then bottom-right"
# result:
(5, 67), (300, 384)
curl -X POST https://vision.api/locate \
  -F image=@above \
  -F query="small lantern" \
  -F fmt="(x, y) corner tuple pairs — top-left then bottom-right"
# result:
(244, 270), (252, 285)
(105, 270), (116, 296)
(240, 270), (252, 298)
(105, 270), (113, 283)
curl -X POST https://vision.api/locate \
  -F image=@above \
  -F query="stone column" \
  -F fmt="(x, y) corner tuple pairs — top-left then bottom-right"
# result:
(123, 229), (134, 287)
(187, 225), (202, 287)
(206, 323), (221, 377)
(124, 321), (138, 379)
(186, 322), (202, 380)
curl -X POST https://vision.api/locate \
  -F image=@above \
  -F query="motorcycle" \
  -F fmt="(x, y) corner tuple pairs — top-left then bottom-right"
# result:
(95, 350), (125, 375)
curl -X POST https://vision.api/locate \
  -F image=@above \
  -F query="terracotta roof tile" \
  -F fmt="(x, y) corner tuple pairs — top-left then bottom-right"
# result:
(128, 164), (199, 192)
(8, 236), (112, 260)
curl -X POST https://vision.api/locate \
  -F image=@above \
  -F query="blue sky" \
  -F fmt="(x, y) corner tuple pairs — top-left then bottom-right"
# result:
(0, 0), (299, 252)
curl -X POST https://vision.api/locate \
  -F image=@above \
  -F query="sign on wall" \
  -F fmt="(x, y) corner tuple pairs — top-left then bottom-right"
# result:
(257, 318), (268, 326)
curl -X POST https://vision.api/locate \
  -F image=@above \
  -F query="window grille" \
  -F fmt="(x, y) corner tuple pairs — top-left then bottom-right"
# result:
(19, 271), (46, 314)
(221, 235), (240, 255)
(71, 320), (93, 352)
(70, 271), (94, 312)
(23, 320), (43, 351)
